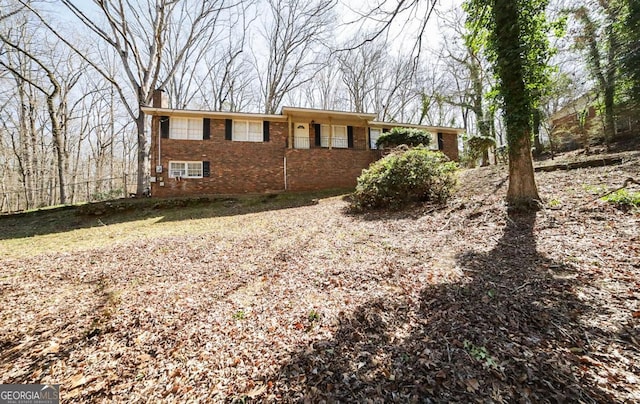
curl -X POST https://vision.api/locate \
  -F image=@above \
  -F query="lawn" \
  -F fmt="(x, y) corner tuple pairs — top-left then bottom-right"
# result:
(1, 151), (639, 402)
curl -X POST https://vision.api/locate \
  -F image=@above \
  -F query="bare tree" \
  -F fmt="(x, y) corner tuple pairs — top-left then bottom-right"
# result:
(373, 54), (420, 122)
(0, 38), (39, 208)
(337, 39), (384, 113)
(440, 7), (493, 139)
(300, 57), (345, 110)
(164, 1), (253, 110)
(192, 3), (257, 112)
(257, 0), (336, 114)
(21, 0), (241, 195)
(0, 19), (83, 204)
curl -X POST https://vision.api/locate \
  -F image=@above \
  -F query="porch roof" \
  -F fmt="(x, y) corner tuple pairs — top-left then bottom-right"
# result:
(369, 121), (465, 134)
(281, 106), (377, 122)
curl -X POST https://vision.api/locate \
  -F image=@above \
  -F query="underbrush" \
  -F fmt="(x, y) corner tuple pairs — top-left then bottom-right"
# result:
(601, 188), (640, 210)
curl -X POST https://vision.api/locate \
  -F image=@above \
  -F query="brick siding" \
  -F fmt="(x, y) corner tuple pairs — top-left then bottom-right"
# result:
(150, 115), (459, 197)
(285, 149), (380, 191)
(440, 132), (459, 161)
(151, 119), (288, 197)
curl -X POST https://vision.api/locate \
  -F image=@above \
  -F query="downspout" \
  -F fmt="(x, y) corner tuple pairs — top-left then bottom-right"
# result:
(288, 115), (293, 149)
(158, 116), (162, 169)
(283, 156), (287, 191)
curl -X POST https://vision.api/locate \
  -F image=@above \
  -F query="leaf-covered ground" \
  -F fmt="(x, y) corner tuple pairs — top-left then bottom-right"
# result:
(1, 151), (639, 403)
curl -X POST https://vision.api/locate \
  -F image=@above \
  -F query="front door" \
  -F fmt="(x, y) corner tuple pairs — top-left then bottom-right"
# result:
(294, 123), (310, 149)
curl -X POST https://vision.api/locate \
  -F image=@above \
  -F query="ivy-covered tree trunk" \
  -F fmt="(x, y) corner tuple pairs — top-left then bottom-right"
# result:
(491, 0), (540, 206)
(625, 0), (640, 107)
(575, 3), (622, 147)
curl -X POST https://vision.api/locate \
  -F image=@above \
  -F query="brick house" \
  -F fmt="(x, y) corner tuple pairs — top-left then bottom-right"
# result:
(548, 94), (600, 151)
(142, 91), (462, 197)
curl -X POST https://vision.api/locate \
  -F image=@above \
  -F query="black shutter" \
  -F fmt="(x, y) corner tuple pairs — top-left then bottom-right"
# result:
(347, 126), (354, 148)
(314, 123), (321, 146)
(225, 119), (233, 140)
(263, 121), (270, 142)
(203, 161), (210, 177)
(203, 118), (211, 140)
(437, 132), (444, 150)
(160, 116), (169, 138)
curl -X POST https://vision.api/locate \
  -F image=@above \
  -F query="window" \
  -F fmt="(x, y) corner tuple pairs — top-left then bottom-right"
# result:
(369, 128), (382, 149)
(233, 120), (263, 142)
(169, 161), (203, 178)
(169, 117), (203, 140)
(320, 124), (348, 148)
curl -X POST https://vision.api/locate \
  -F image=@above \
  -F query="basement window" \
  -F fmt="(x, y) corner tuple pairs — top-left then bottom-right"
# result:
(169, 161), (203, 178)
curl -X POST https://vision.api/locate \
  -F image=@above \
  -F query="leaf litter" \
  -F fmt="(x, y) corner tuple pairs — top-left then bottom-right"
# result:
(0, 151), (638, 402)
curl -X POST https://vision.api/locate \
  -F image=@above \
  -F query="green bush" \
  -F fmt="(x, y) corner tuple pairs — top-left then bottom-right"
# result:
(376, 127), (432, 149)
(350, 146), (458, 211)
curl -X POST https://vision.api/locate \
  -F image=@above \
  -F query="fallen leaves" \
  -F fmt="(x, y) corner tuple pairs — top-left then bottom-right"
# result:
(0, 151), (639, 402)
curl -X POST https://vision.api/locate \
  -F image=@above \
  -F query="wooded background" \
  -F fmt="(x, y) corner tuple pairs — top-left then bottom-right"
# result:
(1, 0), (637, 212)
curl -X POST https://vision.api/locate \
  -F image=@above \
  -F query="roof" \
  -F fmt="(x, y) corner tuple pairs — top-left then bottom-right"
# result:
(369, 121), (465, 134)
(141, 106), (463, 134)
(141, 107), (287, 121)
(281, 106), (377, 121)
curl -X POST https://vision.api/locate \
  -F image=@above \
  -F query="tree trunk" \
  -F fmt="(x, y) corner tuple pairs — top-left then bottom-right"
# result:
(532, 108), (543, 156)
(492, 0), (540, 207)
(18, 81), (34, 209)
(481, 149), (490, 167)
(507, 134), (539, 206)
(46, 94), (66, 204)
(603, 82), (615, 145)
(135, 109), (148, 196)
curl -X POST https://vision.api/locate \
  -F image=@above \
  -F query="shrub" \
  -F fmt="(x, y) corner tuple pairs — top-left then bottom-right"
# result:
(376, 127), (432, 149)
(350, 146), (458, 211)
(91, 188), (124, 201)
(467, 135), (496, 165)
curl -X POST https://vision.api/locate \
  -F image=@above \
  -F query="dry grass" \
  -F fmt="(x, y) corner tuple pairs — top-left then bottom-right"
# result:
(0, 191), (340, 259)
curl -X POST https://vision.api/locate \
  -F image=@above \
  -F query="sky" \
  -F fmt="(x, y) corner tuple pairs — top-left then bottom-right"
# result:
(335, 0), (465, 55)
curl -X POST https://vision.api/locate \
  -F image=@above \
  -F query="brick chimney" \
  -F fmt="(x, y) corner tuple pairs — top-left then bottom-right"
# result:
(152, 89), (168, 108)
